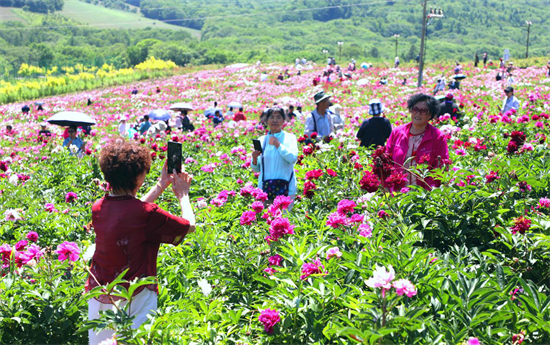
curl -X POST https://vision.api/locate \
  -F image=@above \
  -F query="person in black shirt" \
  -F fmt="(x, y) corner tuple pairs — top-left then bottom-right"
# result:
(356, 99), (392, 148)
(437, 93), (460, 118)
(38, 123), (51, 137)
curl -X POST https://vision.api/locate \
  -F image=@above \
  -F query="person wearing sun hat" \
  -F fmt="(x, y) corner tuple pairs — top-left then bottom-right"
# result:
(304, 91), (334, 140)
(501, 86), (520, 115)
(356, 99), (392, 148)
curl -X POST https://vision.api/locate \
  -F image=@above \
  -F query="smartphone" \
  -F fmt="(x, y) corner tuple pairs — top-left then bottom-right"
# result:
(252, 139), (263, 153)
(167, 141), (182, 174)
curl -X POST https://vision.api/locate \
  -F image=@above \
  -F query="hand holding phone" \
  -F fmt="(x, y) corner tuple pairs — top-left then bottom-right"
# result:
(167, 141), (182, 174)
(252, 139), (262, 153)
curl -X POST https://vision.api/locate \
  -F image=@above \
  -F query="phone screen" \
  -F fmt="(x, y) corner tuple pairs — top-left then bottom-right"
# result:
(167, 141), (182, 174)
(252, 139), (262, 153)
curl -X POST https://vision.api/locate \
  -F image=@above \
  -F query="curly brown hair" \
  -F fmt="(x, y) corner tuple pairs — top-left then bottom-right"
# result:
(99, 137), (151, 192)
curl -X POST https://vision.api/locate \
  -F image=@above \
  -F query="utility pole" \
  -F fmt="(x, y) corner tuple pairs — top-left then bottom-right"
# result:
(417, 0), (428, 88)
(394, 34), (400, 58)
(525, 21), (532, 59)
(417, 4), (444, 87)
(337, 41), (344, 63)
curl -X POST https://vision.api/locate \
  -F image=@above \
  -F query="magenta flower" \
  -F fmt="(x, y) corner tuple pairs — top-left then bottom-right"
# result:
(538, 197), (550, 208)
(26, 231), (38, 242)
(264, 267), (276, 275)
(326, 212), (349, 228)
(326, 247), (342, 260)
(268, 254), (283, 266)
(251, 201), (265, 213)
(377, 210), (389, 219)
(45, 203), (57, 213)
(272, 195), (292, 210)
(468, 338), (480, 345)
(337, 199), (356, 215)
(358, 223), (372, 238)
(258, 308), (281, 334)
(0, 244), (12, 268)
(54, 241), (80, 262)
(300, 259), (324, 280)
(65, 192), (78, 203)
(240, 210), (257, 226)
(268, 217), (295, 241)
(349, 214), (364, 223)
(366, 265), (395, 291)
(15, 240), (28, 251)
(20, 244), (45, 264)
(392, 279), (417, 297)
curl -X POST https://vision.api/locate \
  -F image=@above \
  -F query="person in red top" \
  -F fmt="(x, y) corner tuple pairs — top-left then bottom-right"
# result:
(86, 138), (195, 344)
(233, 107), (247, 122)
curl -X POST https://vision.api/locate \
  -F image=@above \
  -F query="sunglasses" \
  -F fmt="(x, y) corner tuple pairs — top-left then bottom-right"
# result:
(410, 106), (430, 116)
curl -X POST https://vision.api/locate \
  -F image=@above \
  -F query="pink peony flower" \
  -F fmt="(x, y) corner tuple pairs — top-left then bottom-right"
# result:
(15, 240), (28, 251)
(358, 223), (372, 238)
(348, 213), (365, 223)
(258, 308), (281, 334)
(45, 203), (57, 213)
(268, 217), (295, 241)
(19, 244), (44, 265)
(54, 241), (80, 262)
(392, 279), (417, 297)
(337, 199), (356, 214)
(326, 247), (342, 260)
(539, 197), (550, 208)
(264, 267), (276, 275)
(65, 192), (78, 203)
(305, 169), (324, 180)
(377, 210), (389, 218)
(366, 265), (395, 291)
(300, 259), (324, 280)
(272, 195), (292, 210)
(4, 209), (23, 221)
(26, 231), (38, 242)
(468, 338), (480, 345)
(326, 212), (349, 228)
(251, 201), (265, 213)
(268, 254), (283, 266)
(240, 211), (257, 225)
(326, 169), (337, 177)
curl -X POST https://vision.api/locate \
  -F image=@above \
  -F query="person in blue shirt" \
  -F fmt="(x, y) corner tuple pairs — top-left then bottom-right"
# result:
(304, 91), (334, 141)
(251, 107), (298, 208)
(62, 127), (84, 156)
(501, 86), (520, 114)
(139, 115), (151, 135)
(212, 110), (224, 126)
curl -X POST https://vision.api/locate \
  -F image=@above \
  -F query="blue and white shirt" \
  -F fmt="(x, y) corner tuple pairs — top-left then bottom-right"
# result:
(305, 109), (334, 138)
(502, 96), (520, 114)
(251, 131), (298, 196)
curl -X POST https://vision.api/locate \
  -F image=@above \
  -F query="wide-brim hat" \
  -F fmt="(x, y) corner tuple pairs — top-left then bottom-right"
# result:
(504, 86), (514, 93)
(368, 99), (385, 115)
(314, 91), (331, 104)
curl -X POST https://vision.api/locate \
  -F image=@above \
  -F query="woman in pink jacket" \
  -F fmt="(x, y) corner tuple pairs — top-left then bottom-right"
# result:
(385, 93), (449, 189)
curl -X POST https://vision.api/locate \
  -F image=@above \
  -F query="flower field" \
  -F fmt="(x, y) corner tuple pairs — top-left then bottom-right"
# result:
(1, 61), (550, 344)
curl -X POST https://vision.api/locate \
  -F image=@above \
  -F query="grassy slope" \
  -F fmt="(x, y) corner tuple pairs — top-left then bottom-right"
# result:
(59, 1), (201, 37)
(0, 7), (26, 23)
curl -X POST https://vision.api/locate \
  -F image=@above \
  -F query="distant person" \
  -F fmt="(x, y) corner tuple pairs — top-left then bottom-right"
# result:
(213, 110), (224, 126)
(260, 72), (268, 82)
(139, 115), (151, 135)
(454, 62), (462, 74)
(348, 59), (356, 71)
(87, 98), (93, 106)
(483, 52), (488, 68)
(156, 86), (161, 94)
(36, 103), (44, 111)
(402, 78), (407, 86)
(415, 54), (420, 63)
(180, 110), (195, 132)
(474, 53), (479, 68)
(506, 73), (515, 87)
(295, 106), (303, 119)
(496, 71), (504, 81)
(329, 104), (345, 131)
(287, 105), (297, 120)
(437, 93), (460, 118)
(499, 58), (505, 69)
(118, 119), (128, 136)
(546, 60), (550, 77)
(4, 125), (14, 136)
(501, 86), (520, 114)
(131, 89), (138, 95)
(379, 78), (388, 85)
(433, 77), (446, 95)
(63, 127), (84, 156)
(277, 73), (284, 81)
(38, 123), (51, 137)
(233, 108), (246, 122)
(356, 99), (392, 148)
(448, 78), (460, 90)
(305, 91), (334, 141)
(22, 105), (30, 114)
(226, 107), (234, 118)
(394, 56), (400, 68)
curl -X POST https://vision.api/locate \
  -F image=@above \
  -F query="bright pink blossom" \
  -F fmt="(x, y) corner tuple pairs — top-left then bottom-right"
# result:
(268, 254), (283, 266)
(392, 279), (417, 297)
(268, 217), (294, 241)
(65, 192), (78, 203)
(300, 259), (324, 279)
(366, 265), (395, 291)
(54, 241), (80, 262)
(326, 212), (349, 228)
(26, 231), (38, 242)
(258, 308), (281, 334)
(326, 247), (342, 260)
(337, 199), (356, 214)
(240, 211), (257, 225)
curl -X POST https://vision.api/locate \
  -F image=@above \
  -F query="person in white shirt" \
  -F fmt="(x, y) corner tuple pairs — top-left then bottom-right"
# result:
(118, 119), (128, 136)
(501, 86), (520, 114)
(329, 104), (345, 131)
(506, 73), (515, 87)
(394, 56), (400, 68)
(304, 91), (334, 140)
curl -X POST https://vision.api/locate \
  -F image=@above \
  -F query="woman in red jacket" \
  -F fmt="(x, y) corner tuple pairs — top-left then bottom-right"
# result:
(385, 93), (449, 189)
